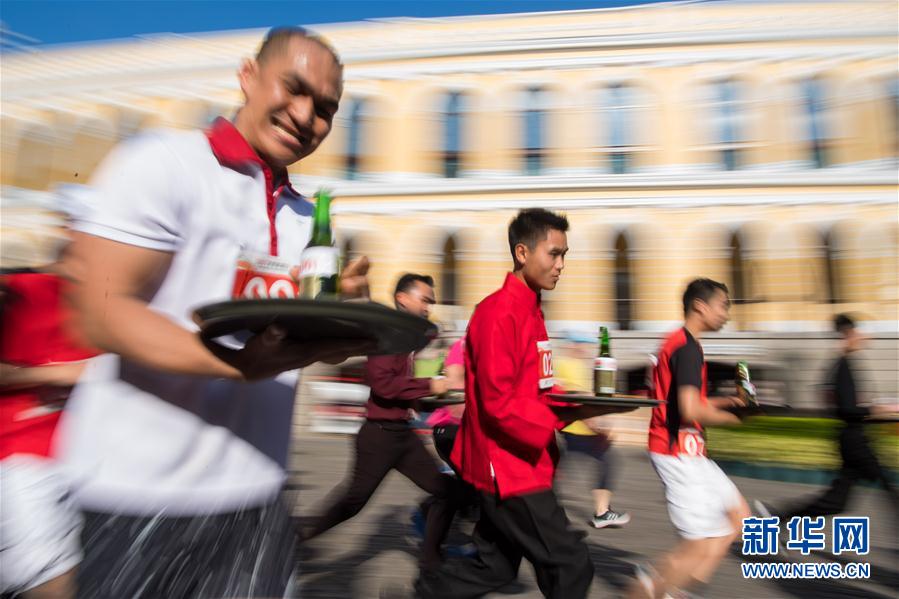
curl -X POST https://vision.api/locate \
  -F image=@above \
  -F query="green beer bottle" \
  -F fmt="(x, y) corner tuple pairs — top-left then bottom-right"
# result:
(298, 190), (339, 299)
(594, 326), (617, 396)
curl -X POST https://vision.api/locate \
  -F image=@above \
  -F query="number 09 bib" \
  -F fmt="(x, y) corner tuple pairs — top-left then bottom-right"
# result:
(232, 251), (298, 299)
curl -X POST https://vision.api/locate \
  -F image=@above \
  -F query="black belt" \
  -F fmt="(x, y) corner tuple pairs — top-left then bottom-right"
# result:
(367, 418), (411, 431)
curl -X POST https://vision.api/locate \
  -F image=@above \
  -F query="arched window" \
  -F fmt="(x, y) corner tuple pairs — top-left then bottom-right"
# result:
(614, 233), (632, 330)
(522, 87), (544, 175)
(607, 84), (637, 174)
(715, 79), (744, 170)
(341, 236), (355, 266)
(822, 231), (841, 304)
(441, 235), (458, 306)
(345, 100), (365, 180)
(443, 92), (463, 178)
(802, 78), (828, 168)
(730, 232), (748, 304)
(888, 77), (899, 159)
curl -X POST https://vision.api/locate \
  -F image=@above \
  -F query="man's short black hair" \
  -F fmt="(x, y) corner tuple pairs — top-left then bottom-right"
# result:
(395, 273), (434, 297)
(508, 208), (569, 261)
(683, 278), (729, 315)
(256, 26), (343, 69)
(834, 313), (856, 334)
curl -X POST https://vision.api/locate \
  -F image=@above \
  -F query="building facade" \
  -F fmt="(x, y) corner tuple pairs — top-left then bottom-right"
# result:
(2, 0), (897, 337)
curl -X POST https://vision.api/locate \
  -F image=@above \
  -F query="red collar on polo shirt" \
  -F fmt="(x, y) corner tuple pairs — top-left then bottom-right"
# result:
(206, 117), (299, 256)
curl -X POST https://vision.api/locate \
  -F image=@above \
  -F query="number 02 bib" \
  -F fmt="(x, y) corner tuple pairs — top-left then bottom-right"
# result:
(676, 427), (707, 457)
(537, 340), (555, 390)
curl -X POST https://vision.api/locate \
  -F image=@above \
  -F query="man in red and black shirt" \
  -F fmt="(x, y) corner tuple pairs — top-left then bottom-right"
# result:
(302, 273), (454, 572)
(418, 209), (594, 599)
(630, 278), (750, 599)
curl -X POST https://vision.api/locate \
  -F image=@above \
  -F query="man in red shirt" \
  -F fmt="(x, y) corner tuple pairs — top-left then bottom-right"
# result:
(301, 273), (454, 572)
(1, 266), (96, 599)
(629, 278), (750, 599)
(417, 209), (594, 599)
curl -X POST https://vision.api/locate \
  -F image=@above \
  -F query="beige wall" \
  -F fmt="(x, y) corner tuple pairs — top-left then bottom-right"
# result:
(333, 202), (898, 331)
(2, 1), (896, 331)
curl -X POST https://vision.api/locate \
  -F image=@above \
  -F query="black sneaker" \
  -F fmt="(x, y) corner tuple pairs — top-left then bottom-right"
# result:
(591, 509), (631, 529)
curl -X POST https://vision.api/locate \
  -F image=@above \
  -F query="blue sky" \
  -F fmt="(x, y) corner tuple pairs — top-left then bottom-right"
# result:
(2, 0), (669, 47)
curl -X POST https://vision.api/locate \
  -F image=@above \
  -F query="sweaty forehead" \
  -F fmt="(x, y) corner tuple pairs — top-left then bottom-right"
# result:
(268, 38), (342, 85)
(262, 34), (333, 63)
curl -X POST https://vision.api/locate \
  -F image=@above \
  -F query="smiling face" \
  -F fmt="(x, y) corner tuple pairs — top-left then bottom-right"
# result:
(236, 36), (342, 169)
(514, 228), (568, 292)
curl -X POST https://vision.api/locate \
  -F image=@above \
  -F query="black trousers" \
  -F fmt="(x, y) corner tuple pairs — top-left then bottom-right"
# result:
(306, 419), (455, 569)
(432, 425), (478, 517)
(783, 426), (899, 519)
(432, 424), (459, 466)
(77, 500), (295, 599)
(416, 489), (594, 599)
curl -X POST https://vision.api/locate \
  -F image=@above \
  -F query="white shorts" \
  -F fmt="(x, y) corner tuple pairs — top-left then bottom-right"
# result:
(0, 455), (82, 593)
(649, 452), (743, 540)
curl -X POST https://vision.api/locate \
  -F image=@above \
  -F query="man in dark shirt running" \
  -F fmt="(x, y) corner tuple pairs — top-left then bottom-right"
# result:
(300, 273), (454, 572)
(756, 314), (898, 525)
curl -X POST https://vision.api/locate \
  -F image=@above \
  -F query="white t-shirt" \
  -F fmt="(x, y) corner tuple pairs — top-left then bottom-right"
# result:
(56, 124), (314, 515)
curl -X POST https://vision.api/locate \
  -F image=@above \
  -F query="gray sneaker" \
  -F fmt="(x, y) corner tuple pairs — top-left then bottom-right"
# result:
(591, 509), (631, 529)
(752, 499), (773, 519)
(634, 563), (672, 599)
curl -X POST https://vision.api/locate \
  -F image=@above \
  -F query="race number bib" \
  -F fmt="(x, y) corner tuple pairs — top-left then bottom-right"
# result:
(232, 251), (298, 299)
(676, 428), (707, 457)
(537, 340), (555, 390)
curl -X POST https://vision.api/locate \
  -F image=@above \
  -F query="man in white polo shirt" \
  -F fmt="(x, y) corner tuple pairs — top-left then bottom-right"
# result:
(56, 27), (369, 598)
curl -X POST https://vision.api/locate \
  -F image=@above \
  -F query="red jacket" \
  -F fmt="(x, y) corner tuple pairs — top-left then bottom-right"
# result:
(1, 272), (97, 459)
(450, 273), (564, 498)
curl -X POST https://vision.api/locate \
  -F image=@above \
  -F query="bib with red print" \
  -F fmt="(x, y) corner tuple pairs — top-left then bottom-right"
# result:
(676, 427), (707, 457)
(537, 340), (555, 390)
(231, 251), (298, 299)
